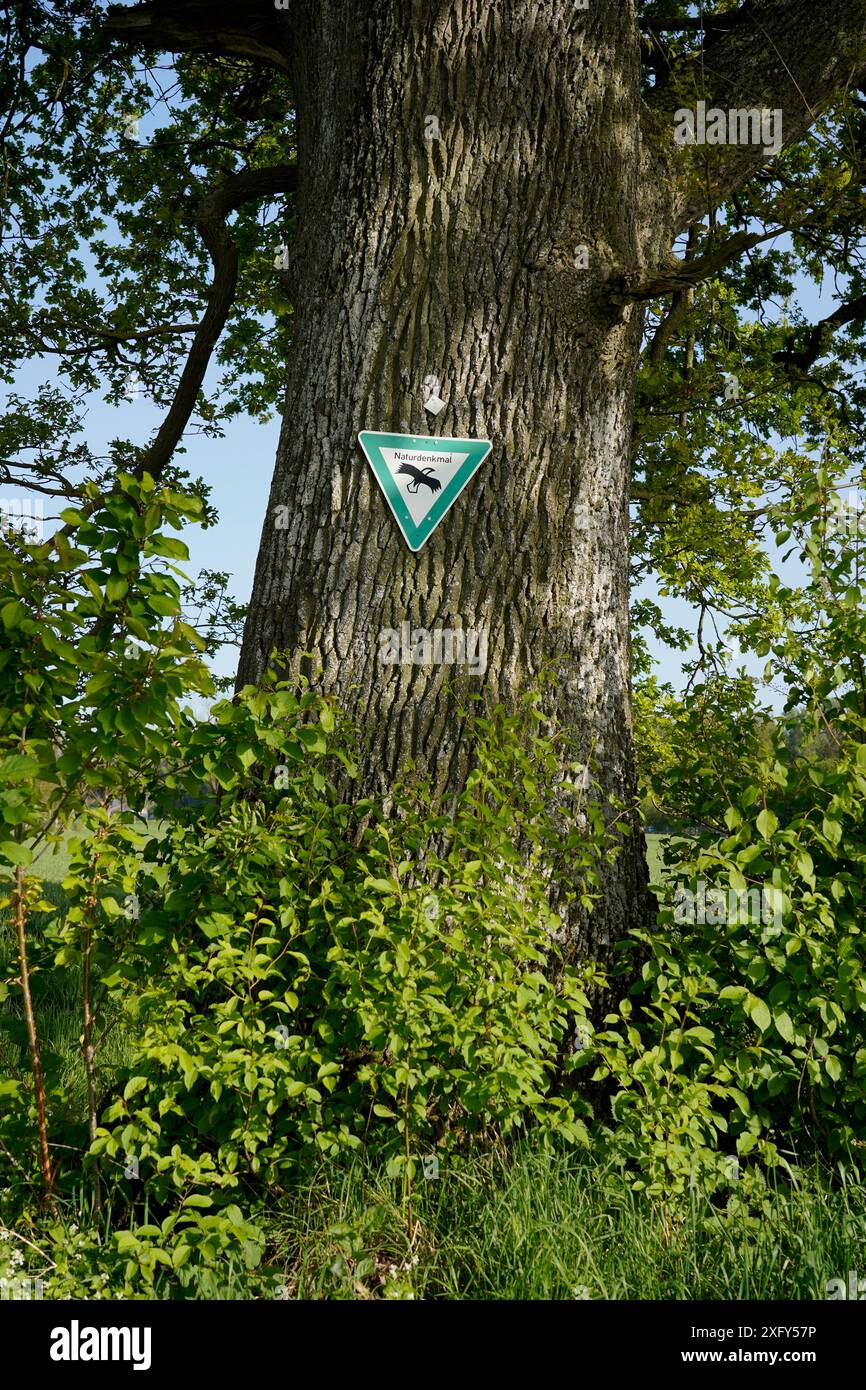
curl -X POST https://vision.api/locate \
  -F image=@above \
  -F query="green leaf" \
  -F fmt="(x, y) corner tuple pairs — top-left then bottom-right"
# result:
(0, 754), (41, 783)
(0, 842), (32, 866)
(822, 817), (842, 847)
(297, 726), (327, 753)
(719, 985), (747, 1001)
(746, 995), (771, 1032)
(1, 600), (25, 629)
(756, 808), (778, 840)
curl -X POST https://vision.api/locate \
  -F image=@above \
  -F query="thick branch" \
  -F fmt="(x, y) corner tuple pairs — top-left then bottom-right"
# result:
(645, 291), (692, 366)
(773, 291), (866, 369)
(609, 228), (770, 306)
(135, 163), (297, 482)
(644, 0), (866, 233)
(103, 0), (290, 72)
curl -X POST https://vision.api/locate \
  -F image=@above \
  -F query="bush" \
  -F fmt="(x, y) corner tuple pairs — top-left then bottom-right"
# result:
(599, 485), (866, 1191)
(94, 681), (604, 1239)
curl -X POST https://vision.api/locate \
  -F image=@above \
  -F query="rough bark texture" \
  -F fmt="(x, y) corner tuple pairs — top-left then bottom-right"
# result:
(236, 0), (661, 959)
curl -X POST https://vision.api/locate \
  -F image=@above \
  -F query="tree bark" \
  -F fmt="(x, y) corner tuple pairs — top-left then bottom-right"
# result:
(236, 0), (659, 959)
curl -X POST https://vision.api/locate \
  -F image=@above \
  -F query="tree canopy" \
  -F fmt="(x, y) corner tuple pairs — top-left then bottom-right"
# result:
(2, 1), (866, 699)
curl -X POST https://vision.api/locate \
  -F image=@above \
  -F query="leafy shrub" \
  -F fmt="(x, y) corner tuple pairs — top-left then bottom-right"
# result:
(599, 483), (866, 1191)
(0, 471), (611, 1290)
(94, 681), (605, 1232)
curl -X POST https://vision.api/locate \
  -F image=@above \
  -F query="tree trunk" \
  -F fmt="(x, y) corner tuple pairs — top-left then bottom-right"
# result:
(238, 0), (657, 958)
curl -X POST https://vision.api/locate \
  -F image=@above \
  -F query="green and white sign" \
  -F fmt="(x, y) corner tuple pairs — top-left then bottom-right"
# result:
(358, 430), (492, 552)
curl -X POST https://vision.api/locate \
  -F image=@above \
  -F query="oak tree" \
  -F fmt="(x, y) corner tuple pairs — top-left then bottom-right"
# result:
(4, 0), (866, 957)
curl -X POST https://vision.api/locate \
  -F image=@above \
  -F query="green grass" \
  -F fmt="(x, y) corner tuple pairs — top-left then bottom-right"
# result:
(645, 832), (690, 887)
(646, 832), (666, 885)
(269, 1146), (866, 1300)
(28, 837), (75, 886)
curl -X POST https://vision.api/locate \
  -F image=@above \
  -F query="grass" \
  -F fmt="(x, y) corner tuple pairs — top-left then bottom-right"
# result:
(268, 1146), (866, 1300)
(646, 832), (665, 885)
(28, 836), (75, 886)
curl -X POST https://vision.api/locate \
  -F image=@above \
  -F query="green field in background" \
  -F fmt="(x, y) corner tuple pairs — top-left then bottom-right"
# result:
(17, 828), (673, 887)
(646, 833), (668, 886)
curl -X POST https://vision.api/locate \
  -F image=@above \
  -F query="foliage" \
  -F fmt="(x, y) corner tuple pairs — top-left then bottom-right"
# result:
(2, 4), (866, 683)
(0, 479), (610, 1291)
(7, 469), (866, 1293)
(604, 488), (866, 1192)
(4, 2), (866, 1295)
(90, 683), (604, 1234)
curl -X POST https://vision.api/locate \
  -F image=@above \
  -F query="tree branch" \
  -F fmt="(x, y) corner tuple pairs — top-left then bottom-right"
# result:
(645, 291), (692, 366)
(644, 0), (866, 232)
(640, 9), (754, 38)
(103, 0), (291, 72)
(609, 228), (771, 306)
(134, 163), (297, 482)
(0, 459), (80, 499)
(773, 291), (866, 369)
(8, 315), (199, 360)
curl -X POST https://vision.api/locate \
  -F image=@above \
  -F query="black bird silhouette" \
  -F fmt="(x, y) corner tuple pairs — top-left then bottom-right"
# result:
(396, 462), (441, 495)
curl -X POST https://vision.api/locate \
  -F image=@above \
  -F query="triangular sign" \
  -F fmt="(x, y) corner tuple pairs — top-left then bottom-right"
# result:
(358, 430), (492, 552)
